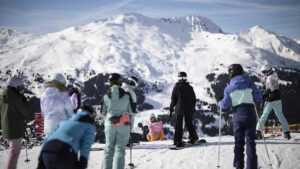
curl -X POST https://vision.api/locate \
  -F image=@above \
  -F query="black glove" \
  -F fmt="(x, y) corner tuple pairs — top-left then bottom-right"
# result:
(169, 109), (174, 117)
(75, 156), (87, 169)
(217, 95), (223, 102)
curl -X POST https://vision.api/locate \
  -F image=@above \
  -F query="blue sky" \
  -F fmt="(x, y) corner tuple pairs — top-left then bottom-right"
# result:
(0, 0), (299, 39)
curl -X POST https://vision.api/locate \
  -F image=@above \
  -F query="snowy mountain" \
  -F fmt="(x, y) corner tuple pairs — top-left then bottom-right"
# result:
(238, 25), (300, 63)
(0, 13), (300, 140)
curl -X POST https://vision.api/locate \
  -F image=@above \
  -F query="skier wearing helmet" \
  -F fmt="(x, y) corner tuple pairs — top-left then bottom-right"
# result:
(256, 65), (291, 140)
(218, 64), (262, 169)
(68, 80), (85, 113)
(169, 71), (199, 147)
(100, 73), (133, 169)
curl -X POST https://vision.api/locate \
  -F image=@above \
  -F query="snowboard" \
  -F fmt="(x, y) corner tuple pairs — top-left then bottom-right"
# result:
(169, 139), (207, 150)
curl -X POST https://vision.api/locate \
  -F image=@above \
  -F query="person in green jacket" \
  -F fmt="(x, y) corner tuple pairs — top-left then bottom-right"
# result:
(101, 73), (133, 169)
(0, 76), (29, 169)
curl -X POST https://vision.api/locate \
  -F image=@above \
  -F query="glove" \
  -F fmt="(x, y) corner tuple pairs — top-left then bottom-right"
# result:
(75, 156), (87, 169)
(169, 109), (174, 117)
(217, 95), (224, 102)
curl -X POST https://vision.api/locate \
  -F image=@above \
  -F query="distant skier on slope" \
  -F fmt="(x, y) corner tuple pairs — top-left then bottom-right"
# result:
(37, 105), (96, 169)
(146, 113), (165, 141)
(169, 71), (199, 147)
(218, 64), (262, 169)
(256, 65), (291, 140)
(68, 80), (84, 113)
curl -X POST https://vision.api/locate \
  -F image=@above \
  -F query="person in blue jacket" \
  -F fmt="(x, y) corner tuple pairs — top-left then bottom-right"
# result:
(218, 64), (262, 169)
(37, 105), (96, 169)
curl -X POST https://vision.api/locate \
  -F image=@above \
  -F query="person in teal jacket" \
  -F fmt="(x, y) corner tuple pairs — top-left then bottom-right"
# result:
(101, 73), (133, 169)
(37, 105), (96, 169)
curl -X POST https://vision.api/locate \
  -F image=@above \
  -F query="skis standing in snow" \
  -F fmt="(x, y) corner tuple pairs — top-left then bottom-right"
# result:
(256, 65), (291, 140)
(40, 73), (74, 137)
(37, 105), (96, 169)
(218, 64), (262, 169)
(146, 113), (165, 141)
(68, 80), (84, 113)
(0, 76), (29, 169)
(100, 73), (133, 169)
(169, 72), (199, 147)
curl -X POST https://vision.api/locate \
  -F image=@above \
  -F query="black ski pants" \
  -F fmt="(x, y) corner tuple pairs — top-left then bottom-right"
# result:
(174, 113), (198, 144)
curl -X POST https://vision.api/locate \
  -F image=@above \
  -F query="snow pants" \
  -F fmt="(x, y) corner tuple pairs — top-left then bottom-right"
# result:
(233, 121), (257, 169)
(38, 140), (78, 169)
(102, 126), (130, 169)
(174, 113), (198, 144)
(4, 138), (22, 169)
(256, 100), (290, 132)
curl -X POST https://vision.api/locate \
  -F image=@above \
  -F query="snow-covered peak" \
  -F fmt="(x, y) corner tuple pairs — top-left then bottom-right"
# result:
(159, 15), (223, 33)
(239, 25), (300, 62)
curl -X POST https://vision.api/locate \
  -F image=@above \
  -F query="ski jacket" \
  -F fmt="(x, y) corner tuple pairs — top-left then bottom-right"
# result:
(0, 87), (29, 139)
(122, 83), (137, 113)
(68, 87), (81, 112)
(218, 75), (262, 123)
(101, 87), (133, 127)
(40, 81), (74, 135)
(148, 121), (163, 135)
(263, 72), (281, 102)
(170, 81), (196, 115)
(42, 111), (96, 168)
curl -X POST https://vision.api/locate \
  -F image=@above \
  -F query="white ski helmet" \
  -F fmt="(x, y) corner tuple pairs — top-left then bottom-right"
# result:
(261, 65), (272, 74)
(73, 80), (84, 90)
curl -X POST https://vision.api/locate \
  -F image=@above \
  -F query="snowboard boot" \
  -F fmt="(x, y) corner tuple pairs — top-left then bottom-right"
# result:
(255, 130), (263, 140)
(284, 131), (291, 140)
(176, 142), (185, 147)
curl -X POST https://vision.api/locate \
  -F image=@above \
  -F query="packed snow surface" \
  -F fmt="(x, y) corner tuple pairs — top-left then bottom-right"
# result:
(1, 134), (300, 169)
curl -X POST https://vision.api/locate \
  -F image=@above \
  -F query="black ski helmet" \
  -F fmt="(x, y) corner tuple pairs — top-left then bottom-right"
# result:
(178, 71), (187, 81)
(108, 73), (122, 85)
(127, 76), (139, 87)
(228, 64), (244, 77)
(78, 105), (96, 119)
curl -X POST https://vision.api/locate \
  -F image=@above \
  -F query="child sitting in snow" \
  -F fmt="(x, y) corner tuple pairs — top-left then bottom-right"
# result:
(147, 113), (165, 141)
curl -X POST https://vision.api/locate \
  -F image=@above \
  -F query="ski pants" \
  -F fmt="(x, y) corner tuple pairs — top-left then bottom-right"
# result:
(174, 113), (198, 144)
(256, 100), (290, 132)
(4, 138), (22, 169)
(233, 121), (257, 169)
(102, 126), (130, 169)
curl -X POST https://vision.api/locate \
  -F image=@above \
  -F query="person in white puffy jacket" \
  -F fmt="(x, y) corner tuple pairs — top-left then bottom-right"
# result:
(256, 65), (291, 140)
(40, 73), (74, 137)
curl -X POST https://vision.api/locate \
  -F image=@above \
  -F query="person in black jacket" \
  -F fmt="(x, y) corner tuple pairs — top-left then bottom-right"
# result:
(169, 72), (199, 147)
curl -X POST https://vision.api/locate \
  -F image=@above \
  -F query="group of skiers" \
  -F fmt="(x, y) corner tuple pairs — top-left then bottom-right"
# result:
(217, 64), (291, 169)
(0, 63), (292, 169)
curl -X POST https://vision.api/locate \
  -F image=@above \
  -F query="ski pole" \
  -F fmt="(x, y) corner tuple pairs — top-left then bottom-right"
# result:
(217, 108), (222, 168)
(128, 134), (134, 168)
(24, 127), (30, 163)
(254, 104), (272, 168)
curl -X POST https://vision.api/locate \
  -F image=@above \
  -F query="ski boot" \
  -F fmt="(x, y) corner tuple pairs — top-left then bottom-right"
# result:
(255, 130), (263, 140)
(284, 131), (291, 140)
(176, 142), (185, 148)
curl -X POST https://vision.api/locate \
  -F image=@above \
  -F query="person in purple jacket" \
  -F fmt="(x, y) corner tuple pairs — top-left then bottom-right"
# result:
(68, 80), (84, 113)
(218, 64), (262, 169)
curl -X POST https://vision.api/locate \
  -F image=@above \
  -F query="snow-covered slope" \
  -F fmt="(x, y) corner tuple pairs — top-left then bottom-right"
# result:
(238, 25), (300, 62)
(1, 13), (299, 100)
(1, 134), (300, 169)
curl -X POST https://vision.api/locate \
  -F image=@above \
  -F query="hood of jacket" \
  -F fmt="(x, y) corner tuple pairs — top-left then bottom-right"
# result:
(44, 81), (67, 92)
